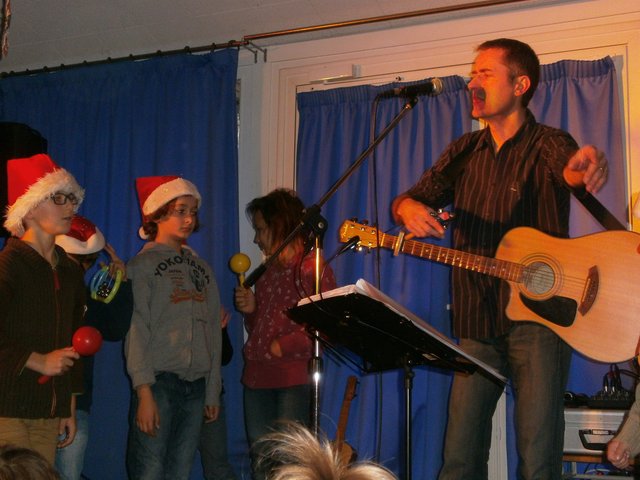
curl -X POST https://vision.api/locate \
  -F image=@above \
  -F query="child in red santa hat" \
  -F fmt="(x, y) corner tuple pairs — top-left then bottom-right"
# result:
(55, 214), (133, 480)
(0, 153), (86, 465)
(124, 175), (222, 479)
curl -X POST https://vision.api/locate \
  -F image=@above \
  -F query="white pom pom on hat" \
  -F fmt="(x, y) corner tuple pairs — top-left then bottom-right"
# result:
(4, 154), (84, 238)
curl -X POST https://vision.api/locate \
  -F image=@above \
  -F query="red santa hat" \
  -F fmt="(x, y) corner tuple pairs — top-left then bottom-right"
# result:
(4, 154), (84, 237)
(135, 175), (201, 216)
(55, 215), (106, 255)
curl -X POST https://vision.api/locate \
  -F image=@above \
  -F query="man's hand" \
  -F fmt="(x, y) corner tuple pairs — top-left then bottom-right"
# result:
(607, 439), (632, 469)
(394, 197), (446, 239)
(564, 144), (608, 193)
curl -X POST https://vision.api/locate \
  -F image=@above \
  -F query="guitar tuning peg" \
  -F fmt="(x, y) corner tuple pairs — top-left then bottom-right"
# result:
(361, 219), (369, 225)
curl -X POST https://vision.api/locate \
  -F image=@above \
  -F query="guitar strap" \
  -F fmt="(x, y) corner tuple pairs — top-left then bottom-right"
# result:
(440, 137), (626, 231)
(572, 190), (626, 231)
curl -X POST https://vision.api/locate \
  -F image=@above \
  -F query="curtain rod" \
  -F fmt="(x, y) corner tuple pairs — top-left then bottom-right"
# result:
(244, 0), (530, 41)
(0, 40), (258, 78)
(0, 0), (530, 78)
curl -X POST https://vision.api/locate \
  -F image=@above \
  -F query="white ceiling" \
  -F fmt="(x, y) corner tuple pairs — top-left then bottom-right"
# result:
(0, 0), (558, 75)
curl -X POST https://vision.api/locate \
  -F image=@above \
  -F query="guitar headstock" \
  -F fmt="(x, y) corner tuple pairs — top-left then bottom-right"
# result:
(339, 219), (380, 249)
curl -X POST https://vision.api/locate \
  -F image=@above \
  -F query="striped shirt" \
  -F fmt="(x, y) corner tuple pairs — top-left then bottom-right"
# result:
(405, 110), (579, 339)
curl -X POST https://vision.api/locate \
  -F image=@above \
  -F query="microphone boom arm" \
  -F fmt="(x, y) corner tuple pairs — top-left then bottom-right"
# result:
(242, 99), (417, 289)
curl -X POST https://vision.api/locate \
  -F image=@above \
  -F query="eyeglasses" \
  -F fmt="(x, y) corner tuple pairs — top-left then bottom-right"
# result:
(50, 192), (79, 206)
(171, 207), (199, 218)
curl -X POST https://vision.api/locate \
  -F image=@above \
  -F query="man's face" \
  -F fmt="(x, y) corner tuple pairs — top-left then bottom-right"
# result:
(467, 47), (525, 122)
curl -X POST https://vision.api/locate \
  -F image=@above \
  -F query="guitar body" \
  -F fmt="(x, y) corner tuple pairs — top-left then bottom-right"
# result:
(497, 227), (640, 363)
(337, 440), (357, 464)
(339, 219), (640, 363)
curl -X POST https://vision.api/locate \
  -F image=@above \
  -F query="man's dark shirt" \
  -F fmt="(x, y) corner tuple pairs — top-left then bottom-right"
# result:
(404, 110), (579, 339)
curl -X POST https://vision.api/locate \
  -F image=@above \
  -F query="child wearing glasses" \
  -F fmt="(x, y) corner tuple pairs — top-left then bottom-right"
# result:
(124, 176), (222, 479)
(0, 154), (86, 464)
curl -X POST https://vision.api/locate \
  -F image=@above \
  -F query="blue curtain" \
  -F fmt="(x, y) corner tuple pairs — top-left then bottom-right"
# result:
(295, 56), (623, 479)
(296, 77), (473, 479)
(0, 49), (245, 479)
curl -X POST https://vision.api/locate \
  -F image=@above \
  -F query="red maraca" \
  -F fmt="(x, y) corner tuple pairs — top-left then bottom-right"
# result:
(38, 326), (103, 384)
(72, 326), (103, 355)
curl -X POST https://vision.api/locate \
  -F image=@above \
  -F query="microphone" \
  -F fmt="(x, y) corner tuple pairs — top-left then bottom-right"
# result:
(335, 235), (361, 258)
(378, 78), (443, 98)
(327, 235), (360, 263)
(323, 235), (361, 272)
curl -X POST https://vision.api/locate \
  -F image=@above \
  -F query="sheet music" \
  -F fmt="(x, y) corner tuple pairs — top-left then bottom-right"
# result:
(298, 279), (507, 383)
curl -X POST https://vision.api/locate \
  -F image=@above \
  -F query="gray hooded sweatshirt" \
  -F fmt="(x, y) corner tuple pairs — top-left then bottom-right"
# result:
(124, 242), (222, 406)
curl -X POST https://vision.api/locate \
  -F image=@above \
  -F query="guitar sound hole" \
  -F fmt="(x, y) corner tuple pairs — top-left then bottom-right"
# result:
(524, 261), (554, 295)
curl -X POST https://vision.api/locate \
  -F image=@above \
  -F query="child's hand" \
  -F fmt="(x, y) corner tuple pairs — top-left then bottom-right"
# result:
(27, 348), (79, 376)
(135, 385), (160, 437)
(103, 243), (127, 281)
(270, 339), (282, 358)
(234, 286), (256, 314)
(204, 405), (220, 423)
(220, 306), (231, 328)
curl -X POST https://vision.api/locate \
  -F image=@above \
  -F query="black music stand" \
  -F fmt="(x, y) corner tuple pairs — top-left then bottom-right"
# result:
(288, 279), (505, 480)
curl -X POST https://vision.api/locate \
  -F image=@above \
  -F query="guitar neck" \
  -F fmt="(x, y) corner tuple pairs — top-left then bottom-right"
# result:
(336, 376), (357, 445)
(378, 232), (524, 283)
(335, 399), (352, 445)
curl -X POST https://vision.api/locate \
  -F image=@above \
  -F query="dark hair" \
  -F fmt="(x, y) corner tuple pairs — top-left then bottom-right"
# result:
(246, 189), (306, 252)
(477, 38), (540, 107)
(141, 197), (200, 241)
(0, 444), (60, 479)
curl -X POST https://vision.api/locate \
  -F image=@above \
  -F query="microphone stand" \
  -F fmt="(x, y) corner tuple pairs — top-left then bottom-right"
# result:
(243, 96), (419, 437)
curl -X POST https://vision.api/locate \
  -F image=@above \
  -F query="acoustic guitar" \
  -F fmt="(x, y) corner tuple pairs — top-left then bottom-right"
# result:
(339, 219), (640, 363)
(334, 375), (358, 464)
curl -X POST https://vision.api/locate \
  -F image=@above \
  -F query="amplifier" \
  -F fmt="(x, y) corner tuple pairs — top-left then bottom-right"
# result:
(564, 408), (627, 455)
